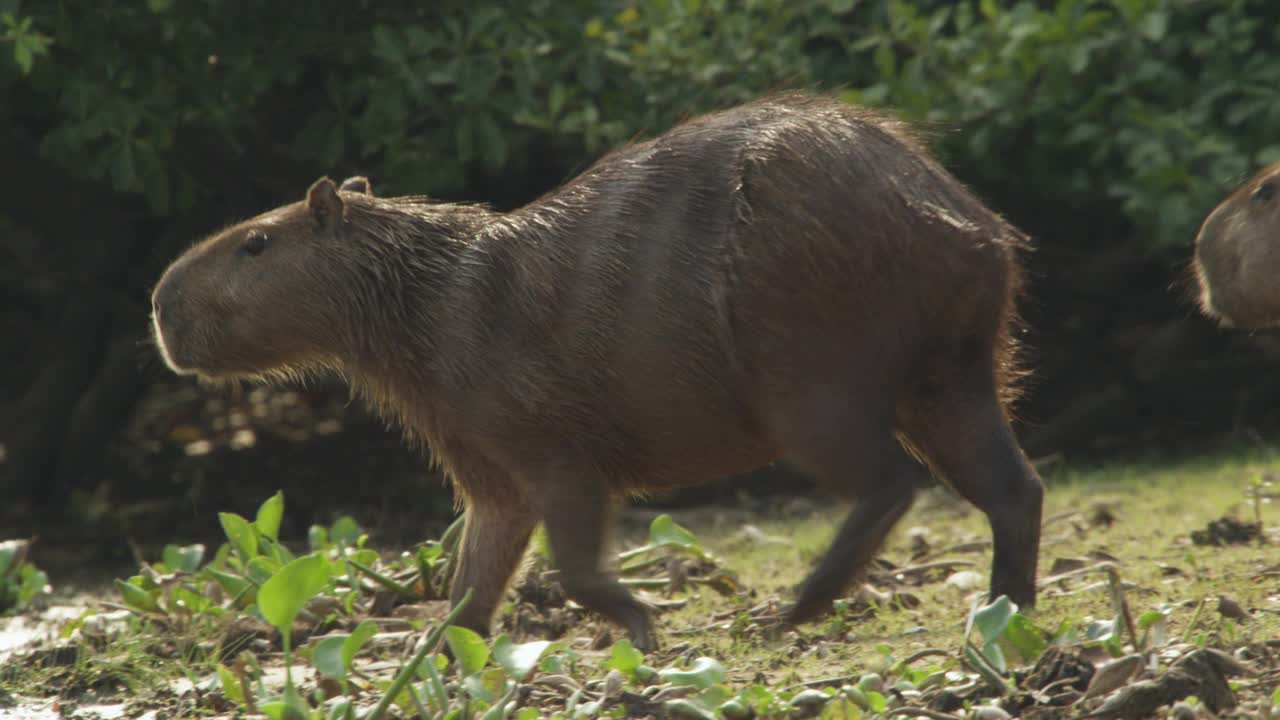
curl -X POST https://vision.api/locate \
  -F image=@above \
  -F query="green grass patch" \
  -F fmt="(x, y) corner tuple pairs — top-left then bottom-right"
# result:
(2, 448), (1278, 718)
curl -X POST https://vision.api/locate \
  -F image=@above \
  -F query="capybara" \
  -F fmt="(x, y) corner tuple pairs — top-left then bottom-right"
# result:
(150, 91), (1044, 651)
(1194, 161), (1280, 328)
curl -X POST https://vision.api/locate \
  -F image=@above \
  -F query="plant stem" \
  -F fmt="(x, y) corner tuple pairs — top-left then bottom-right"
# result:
(364, 588), (473, 720)
(347, 557), (419, 597)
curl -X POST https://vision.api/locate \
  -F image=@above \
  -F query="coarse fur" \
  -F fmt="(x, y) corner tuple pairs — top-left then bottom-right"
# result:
(151, 91), (1044, 650)
(1193, 161), (1280, 329)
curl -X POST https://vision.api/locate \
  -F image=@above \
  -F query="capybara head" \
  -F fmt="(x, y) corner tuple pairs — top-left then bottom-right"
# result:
(150, 176), (374, 381)
(1193, 161), (1280, 329)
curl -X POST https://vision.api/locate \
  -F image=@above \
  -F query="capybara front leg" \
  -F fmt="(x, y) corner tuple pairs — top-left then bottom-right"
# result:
(448, 501), (538, 638)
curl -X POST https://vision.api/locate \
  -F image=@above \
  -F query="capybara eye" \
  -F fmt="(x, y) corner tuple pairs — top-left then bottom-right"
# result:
(1252, 181), (1274, 206)
(240, 232), (268, 257)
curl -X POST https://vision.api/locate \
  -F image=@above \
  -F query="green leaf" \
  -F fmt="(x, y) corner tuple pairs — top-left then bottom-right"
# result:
(146, 0), (173, 11)
(973, 595), (1016, 644)
(308, 525), (328, 551)
(462, 667), (508, 704)
(648, 515), (703, 554)
(0, 540), (22, 578)
(162, 543), (205, 573)
(658, 657), (726, 689)
(258, 553), (330, 635)
(517, 708), (540, 720)
(216, 664), (245, 704)
(12, 38), (32, 75)
(444, 625), (490, 676)
(604, 639), (644, 675)
(330, 516), (362, 547)
(207, 568), (253, 600)
(247, 555), (282, 585)
(114, 579), (161, 614)
(1138, 11), (1168, 41)
(492, 635), (552, 681)
(219, 512), (258, 560)
(1003, 613), (1047, 661)
(17, 567), (48, 607)
(312, 635), (349, 680)
(343, 620), (377, 671)
(255, 491), (285, 541)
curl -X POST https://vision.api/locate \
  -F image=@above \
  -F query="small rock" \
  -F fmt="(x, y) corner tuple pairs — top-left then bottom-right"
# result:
(945, 570), (984, 591)
(970, 705), (1011, 720)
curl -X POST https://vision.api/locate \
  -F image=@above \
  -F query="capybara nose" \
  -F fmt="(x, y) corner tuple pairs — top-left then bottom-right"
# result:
(152, 276), (179, 321)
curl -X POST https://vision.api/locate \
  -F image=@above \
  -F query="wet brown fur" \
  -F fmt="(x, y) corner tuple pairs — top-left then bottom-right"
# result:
(1193, 161), (1280, 329)
(151, 91), (1044, 650)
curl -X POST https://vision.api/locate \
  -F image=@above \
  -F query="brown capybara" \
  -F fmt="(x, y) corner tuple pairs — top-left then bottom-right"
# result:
(1194, 161), (1280, 329)
(150, 91), (1043, 651)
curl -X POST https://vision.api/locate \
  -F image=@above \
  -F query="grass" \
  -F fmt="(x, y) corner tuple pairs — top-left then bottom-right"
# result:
(3, 446), (1279, 717)
(670, 446), (1280, 660)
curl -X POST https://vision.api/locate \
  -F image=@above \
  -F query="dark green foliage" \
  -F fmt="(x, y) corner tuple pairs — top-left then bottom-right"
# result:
(6, 0), (1279, 248)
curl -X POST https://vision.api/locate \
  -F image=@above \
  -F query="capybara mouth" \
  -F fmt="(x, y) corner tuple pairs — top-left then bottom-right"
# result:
(150, 315), (200, 376)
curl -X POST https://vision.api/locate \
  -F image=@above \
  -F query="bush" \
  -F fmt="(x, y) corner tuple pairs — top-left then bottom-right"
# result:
(7, 0), (1279, 251)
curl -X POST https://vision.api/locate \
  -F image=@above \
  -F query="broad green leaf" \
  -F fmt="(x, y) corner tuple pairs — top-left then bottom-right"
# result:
(258, 553), (330, 634)
(162, 543), (205, 573)
(1003, 613), (1048, 661)
(973, 595), (1016, 644)
(330, 516), (362, 547)
(720, 698), (752, 719)
(312, 635), (349, 680)
(219, 512), (258, 560)
(462, 667), (508, 703)
(114, 579), (161, 613)
(663, 699), (714, 720)
(207, 568), (252, 599)
(865, 691), (887, 713)
(247, 555), (282, 585)
(517, 708), (540, 720)
(658, 657), (726, 689)
(492, 635), (552, 681)
(647, 515), (703, 554)
(444, 625), (489, 676)
(308, 525), (328, 552)
(343, 620), (378, 671)
(604, 639), (644, 675)
(255, 491), (285, 541)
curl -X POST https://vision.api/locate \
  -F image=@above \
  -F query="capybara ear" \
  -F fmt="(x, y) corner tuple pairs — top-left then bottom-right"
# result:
(339, 176), (372, 195)
(307, 177), (344, 229)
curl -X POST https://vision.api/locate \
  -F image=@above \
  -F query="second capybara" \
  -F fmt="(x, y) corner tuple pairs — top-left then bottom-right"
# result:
(1194, 161), (1280, 328)
(150, 91), (1044, 651)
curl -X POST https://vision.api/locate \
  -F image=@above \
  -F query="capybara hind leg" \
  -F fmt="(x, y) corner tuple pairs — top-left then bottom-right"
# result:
(902, 384), (1043, 609)
(785, 441), (922, 625)
(770, 382), (924, 625)
(449, 502), (538, 637)
(536, 475), (657, 651)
